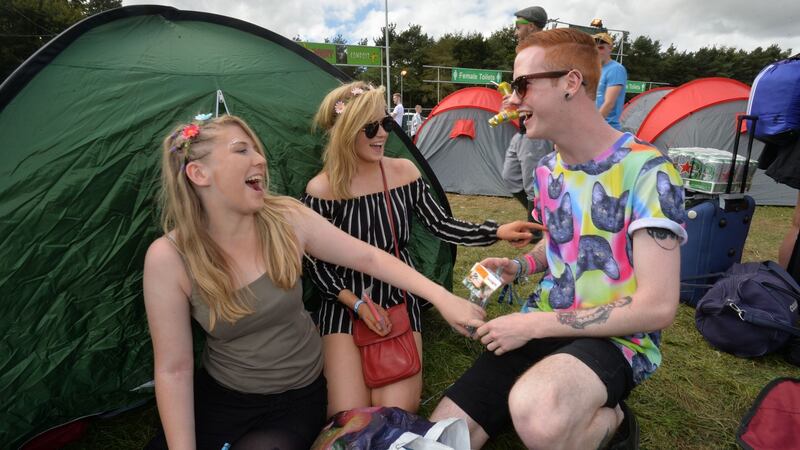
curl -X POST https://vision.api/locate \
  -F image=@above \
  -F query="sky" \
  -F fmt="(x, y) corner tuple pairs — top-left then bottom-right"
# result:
(122, 0), (800, 54)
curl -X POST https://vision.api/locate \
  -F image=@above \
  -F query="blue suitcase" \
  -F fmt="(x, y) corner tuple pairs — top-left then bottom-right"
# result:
(680, 196), (755, 305)
(679, 115), (758, 306)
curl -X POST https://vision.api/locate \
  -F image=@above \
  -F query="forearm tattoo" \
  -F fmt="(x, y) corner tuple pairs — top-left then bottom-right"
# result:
(531, 241), (547, 272)
(556, 296), (633, 329)
(646, 227), (679, 251)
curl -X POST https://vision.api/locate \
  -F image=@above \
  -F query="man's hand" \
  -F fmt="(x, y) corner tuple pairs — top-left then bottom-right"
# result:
(479, 257), (517, 285)
(472, 312), (533, 355)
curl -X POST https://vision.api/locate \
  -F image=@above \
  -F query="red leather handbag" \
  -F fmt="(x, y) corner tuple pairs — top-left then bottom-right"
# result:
(353, 303), (420, 388)
(351, 161), (421, 388)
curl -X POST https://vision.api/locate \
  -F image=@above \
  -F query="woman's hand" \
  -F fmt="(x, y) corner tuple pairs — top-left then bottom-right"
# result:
(436, 292), (486, 337)
(357, 302), (392, 336)
(480, 257), (518, 285)
(497, 221), (547, 248)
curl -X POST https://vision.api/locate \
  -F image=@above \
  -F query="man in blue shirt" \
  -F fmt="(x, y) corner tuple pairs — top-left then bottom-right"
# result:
(594, 32), (627, 130)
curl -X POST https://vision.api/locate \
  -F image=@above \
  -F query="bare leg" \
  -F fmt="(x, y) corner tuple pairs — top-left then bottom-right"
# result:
(430, 396), (490, 449)
(371, 332), (424, 412)
(322, 333), (370, 417)
(508, 354), (622, 450)
(778, 193), (800, 268)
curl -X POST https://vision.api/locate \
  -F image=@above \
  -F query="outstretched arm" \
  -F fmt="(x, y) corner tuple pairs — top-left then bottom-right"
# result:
(474, 228), (680, 354)
(292, 205), (486, 335)
(408, 167), (539, 248)
(143, 238), (196, 450)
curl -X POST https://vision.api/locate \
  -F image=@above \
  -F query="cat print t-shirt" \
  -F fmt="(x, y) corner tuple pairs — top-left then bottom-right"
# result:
(526, 133), (687, 384)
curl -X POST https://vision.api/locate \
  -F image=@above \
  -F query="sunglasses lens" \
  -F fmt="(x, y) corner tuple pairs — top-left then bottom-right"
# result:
(382, 116), (395, 133)
(364, 121), (379, 138)
(511, 78), (526, 98)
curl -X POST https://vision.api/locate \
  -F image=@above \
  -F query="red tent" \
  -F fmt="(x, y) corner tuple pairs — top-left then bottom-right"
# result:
(636, 78), (750, 142)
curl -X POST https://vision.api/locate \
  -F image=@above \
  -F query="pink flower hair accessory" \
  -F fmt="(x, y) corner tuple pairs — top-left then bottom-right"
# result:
(333, 84), (372, 115)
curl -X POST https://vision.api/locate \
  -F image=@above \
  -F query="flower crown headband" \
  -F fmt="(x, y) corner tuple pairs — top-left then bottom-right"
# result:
(333, 85), (373, 116)
(170, 113), (214, 173)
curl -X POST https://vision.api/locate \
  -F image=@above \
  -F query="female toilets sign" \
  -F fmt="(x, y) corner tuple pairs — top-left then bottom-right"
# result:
(452, 67), (503, 84)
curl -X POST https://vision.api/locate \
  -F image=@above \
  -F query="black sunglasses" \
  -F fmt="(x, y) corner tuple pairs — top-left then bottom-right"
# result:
(363, 115), (395, 139)
(510, 70), (574, 99)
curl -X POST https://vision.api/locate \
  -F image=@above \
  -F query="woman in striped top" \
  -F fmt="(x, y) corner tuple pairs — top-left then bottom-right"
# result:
(304, 81), (539, 417)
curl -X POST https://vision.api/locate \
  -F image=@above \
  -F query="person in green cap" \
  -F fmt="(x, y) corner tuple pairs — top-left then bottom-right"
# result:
(514, 6), (548, 40)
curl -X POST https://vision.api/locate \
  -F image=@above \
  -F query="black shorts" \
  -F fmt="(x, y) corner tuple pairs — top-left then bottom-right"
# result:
(146, 369), (327, 450)
(444, 337), (634, 437)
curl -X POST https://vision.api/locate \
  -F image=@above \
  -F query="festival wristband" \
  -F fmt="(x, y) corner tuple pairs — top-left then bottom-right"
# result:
(523, 254), (537, 275)
(353, 299), (365, 316)
(511, 258), (524, 281)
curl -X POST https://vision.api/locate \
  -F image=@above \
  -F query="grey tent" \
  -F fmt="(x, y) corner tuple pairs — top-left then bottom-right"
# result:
(622, 77), (796, 205)
(415, 87), (518, 197)
(620, 87), (673, 134)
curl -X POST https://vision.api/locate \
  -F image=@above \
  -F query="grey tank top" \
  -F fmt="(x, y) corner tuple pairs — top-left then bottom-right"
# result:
(185, 261), (323, 394)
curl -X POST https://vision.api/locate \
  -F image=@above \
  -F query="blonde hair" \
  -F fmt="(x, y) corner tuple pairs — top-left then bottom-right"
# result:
(313, 81), (387, 199)
(160, 115), (301, 329)
(517, 28), (601, 98)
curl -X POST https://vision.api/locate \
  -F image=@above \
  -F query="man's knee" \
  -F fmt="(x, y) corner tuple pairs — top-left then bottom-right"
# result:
(508, 382), (570, 447)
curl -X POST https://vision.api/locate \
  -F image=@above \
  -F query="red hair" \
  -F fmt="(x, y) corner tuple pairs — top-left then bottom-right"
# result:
(517, 28), (601, 98)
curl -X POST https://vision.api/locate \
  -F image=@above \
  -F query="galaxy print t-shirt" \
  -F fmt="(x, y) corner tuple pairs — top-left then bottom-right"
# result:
(526, 133), (687, 384)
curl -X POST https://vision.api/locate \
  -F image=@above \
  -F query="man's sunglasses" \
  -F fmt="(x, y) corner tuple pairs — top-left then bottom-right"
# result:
(510, 70), (573, 99)
(363, 115), (395, 139)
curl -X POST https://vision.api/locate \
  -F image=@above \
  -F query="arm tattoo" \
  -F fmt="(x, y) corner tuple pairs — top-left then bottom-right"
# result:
(646, 227), (679, 251)
(556, 296), (633, 329)
(530, 240), (548, 273)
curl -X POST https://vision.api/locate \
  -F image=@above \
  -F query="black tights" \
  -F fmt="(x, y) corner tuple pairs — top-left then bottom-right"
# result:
(146, 370), (327, 450)
(233, 429), (307, 450)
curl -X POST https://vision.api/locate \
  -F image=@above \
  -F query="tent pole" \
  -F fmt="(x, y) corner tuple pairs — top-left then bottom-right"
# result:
(384, 0), (391, 108)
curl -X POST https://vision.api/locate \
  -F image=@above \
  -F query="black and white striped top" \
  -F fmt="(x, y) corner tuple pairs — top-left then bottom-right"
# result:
(302, 177), (499, 335)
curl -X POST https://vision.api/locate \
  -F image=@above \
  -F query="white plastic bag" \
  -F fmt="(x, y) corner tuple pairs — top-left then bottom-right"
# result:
(388, 417), (470, 450)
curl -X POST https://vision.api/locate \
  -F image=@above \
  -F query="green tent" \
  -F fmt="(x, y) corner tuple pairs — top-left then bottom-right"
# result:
(0, 5), (455, 447)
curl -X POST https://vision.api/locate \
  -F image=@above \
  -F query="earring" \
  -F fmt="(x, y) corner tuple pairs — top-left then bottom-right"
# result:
(564, 92), (570, 100)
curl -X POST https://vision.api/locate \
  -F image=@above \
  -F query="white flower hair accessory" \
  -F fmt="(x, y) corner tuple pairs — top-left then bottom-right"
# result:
(334, 101), (346, 115)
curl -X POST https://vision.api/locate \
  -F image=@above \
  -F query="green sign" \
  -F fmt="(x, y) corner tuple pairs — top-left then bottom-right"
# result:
(451, 67), (503, 84)
(626, 80), (648, 94)
(299, 42), (382, 67)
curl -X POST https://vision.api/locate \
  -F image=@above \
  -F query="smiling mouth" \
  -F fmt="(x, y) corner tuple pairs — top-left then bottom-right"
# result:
(245, 175), (263, 192)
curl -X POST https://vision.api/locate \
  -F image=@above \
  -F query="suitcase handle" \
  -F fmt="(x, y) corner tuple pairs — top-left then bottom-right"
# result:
(727, 114), (758, 194)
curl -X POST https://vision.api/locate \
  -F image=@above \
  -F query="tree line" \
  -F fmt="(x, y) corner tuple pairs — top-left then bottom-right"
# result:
(1, 0), (122, 81)
(348, 24), (792, 108)
(2, 2), (792, 109)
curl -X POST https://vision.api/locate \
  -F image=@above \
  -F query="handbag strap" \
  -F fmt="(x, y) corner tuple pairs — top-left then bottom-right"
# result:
(379, 160), (408, 306)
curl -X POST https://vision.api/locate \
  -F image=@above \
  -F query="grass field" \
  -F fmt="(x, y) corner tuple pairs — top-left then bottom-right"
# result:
(67, 194), (800, 449)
